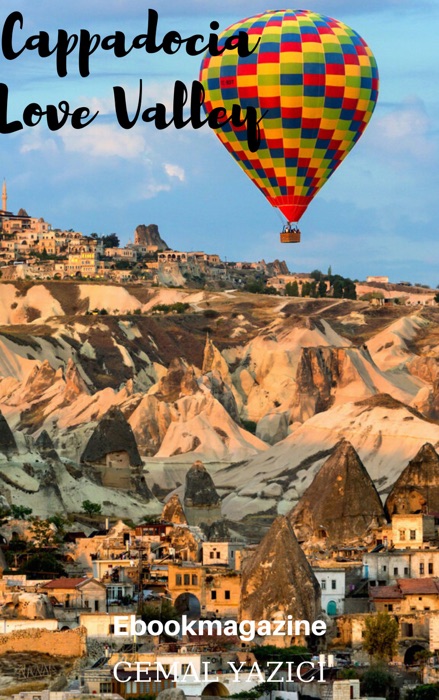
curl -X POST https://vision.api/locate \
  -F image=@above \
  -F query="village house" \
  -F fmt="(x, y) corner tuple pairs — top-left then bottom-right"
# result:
(201, 541), (244, 569)
(370, 578), (439, 614)
(40, 577), (107, 616)
(313, 568), (346, 616)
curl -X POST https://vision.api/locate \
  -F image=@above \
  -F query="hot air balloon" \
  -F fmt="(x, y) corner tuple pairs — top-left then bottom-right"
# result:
(200, 10), (379, 243)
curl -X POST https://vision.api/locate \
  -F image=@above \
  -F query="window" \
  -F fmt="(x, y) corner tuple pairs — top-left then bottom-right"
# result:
(331, 580), (336, 590)
(385, 604), (393, 612)
(184, 574), (190, 585)
(399, 530), (406, 541)
(176, 574), (182, 585)
(429, 563), (434, 574)
(210, 552), (214, 559)
(404, 567), (409, 575)
(109, 624), (115, 634)
(225, 590), (231, 600)
(383, 566), (387, 572)
(393, 568), (398, 576)
(410, 530), (416, 540)
(420, 563), (425, 575)
(216, 552), (220, 559)
(192, 575), (198, 586)
(321, 580), (326, 590)
(211, 590), (217, 600)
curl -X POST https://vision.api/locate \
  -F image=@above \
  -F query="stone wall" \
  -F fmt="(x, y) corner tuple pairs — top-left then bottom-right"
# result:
(0, 626), (87, 656)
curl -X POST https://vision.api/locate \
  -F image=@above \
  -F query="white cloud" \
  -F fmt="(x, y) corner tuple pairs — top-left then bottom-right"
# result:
(60, 123), (148, 159)
(164, 163), (186, 182)
(144, 183), (171, 199)
(20, 130), (59, 155)
(371, 98), (434, 163)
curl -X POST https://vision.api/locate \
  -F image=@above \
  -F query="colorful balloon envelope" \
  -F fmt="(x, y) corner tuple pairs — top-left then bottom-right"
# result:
(200, 9), (379, 235)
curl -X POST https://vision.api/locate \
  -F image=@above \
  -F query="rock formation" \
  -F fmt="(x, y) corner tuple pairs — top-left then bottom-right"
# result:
(81, 407), (142, 467)
(0, 411), (18, 456)
(155, 358), (199, 403)
(200, 519), (230, 541)
(162, 494), (187, 525)
(134, 224), (168, 250)
(184, 461), (220, 508)
(289, 439), (386, 546)
(0, 592), (54, 619)
(240, 516), (320, 637)
(35, 430), (59, 461)
(385, 443), (439, 516)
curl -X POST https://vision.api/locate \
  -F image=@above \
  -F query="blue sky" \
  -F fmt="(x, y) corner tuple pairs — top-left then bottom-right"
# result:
(0, 1), (438, 284)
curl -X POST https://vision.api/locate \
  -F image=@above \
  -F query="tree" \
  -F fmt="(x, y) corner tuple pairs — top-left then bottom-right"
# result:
(343, 278), (357, 300)
(328, 265), (332, 277)
(29, 518), (60, 548)
(285, 280), (299, 297)
(309, 281), (318, 298)
(434, 292), (439, 303)
(363, 612), (399, 661)
(102, 233), (120, 248)
(82, 500), (102, 516)
(318, 279), (327, 298)
(10, 505), (33, 520)
(301, 281), (311, 297)
(310, 269), (323, 281)
(19, 553), (66, 579)
(333, 278), (344, 298)
(361, 665), (395, 698)
(407, 684), (439, 700)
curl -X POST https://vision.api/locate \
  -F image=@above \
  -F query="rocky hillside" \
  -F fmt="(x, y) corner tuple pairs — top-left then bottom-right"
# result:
(0, 281), (438, 529)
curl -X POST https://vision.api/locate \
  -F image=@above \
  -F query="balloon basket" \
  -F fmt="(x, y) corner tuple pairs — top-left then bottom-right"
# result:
(280, 230), (301, 243)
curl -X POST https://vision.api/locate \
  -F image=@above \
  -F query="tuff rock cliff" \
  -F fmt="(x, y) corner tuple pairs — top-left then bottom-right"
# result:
(240, 516), (320, 632)
(289, 439), (386, 546)
(385, 443), (439, 516)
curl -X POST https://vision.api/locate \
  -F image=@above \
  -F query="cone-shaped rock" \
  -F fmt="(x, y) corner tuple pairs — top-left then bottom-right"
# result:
(184, 461), (220, 507)
(162, 494), (188, 525)
(385, 443), (439, 516)
(289, 439), (385, 545)
(0, 412), (18, 456)
(81, 407), (142, 466)
(240, 516), (320, 627)
(35, 430), (59, 462)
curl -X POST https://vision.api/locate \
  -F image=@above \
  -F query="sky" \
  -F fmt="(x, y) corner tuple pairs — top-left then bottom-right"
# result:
(0, 1), (438, 285)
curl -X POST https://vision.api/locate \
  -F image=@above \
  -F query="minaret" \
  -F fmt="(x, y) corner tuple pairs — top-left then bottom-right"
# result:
(2, 180), (7, 212)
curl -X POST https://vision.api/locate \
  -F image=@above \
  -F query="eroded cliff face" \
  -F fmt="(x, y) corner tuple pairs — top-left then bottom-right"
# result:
(288, 440), (386, 547)
(0, 284), (437, 523)
(240, 516), (320, 636)
(385, 443), (439, 516)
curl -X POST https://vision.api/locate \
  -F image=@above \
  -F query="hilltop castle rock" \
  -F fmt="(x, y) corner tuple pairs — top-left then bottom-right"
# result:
(385, 443), (439, 516)
(240, 516), (320, 638)
(289, 439), (386, 546)
(134, 224), (168, 250)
